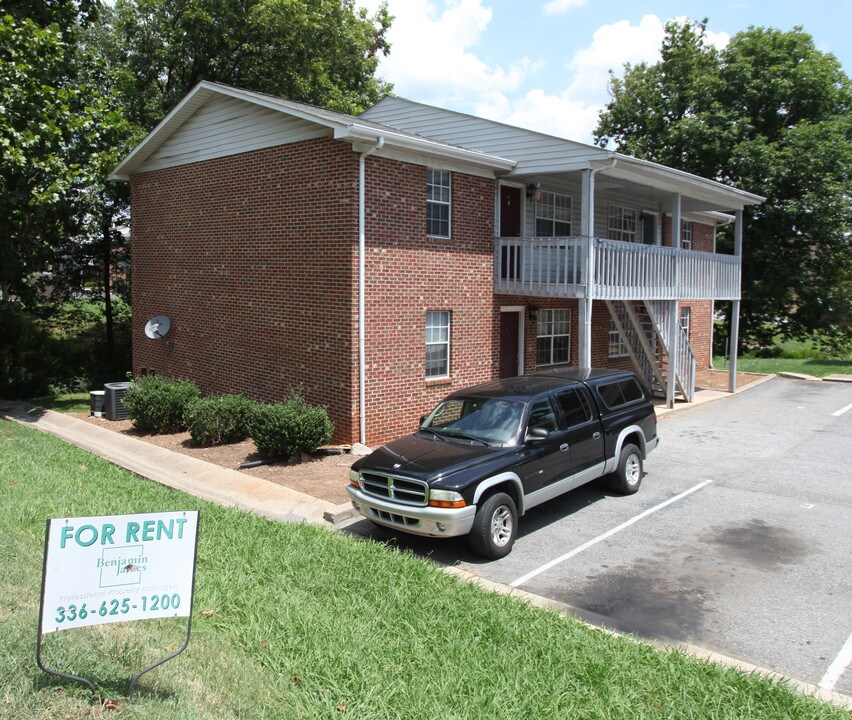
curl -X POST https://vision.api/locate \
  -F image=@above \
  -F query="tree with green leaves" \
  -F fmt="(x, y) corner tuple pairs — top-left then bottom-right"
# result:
(595, 20), (852, 352)
(1, 0), (393, 394)
(0, 5), (127, 306)
(96, 0), (392, 131)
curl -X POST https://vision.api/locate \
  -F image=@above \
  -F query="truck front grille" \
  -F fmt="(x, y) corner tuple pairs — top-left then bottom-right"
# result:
(359, 472), (428, 506)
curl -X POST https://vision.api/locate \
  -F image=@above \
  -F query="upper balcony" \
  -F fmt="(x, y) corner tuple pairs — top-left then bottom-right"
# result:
(494, 236), (741, 301)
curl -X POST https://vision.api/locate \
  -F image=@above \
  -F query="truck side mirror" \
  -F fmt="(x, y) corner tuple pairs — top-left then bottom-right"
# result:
(525, 427), (550, 443)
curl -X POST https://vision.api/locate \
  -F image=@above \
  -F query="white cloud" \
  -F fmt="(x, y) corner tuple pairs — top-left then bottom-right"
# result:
(543, 0), (588, 15)
(361, 0), (534, 106)
(476, 15), (668, 142)
(481, 15), (730, 143)
(356, 4), (731, 143)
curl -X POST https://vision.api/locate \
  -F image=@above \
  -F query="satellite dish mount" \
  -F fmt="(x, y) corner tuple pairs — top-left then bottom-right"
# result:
(144, 316), (171, 340)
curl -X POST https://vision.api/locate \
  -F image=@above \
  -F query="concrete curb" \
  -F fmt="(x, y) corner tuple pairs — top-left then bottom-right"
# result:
(442, 565), (852, 711)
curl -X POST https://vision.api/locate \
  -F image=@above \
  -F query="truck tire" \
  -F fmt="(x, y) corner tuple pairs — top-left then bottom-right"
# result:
(610, 443), (642, 495)
(469, 492), (517, 559)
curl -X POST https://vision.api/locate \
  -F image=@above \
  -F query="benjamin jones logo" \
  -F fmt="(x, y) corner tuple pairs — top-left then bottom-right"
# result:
(98, 545), (148, 588)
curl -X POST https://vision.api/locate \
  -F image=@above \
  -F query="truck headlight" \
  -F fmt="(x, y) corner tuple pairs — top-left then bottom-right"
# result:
(349, 469), (361, 487)
(428, 490), (466, 509)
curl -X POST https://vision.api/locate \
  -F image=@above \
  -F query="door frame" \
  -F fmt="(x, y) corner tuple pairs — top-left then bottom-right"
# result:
(500, 306), (526, 376)
(640, 209), (661, 246)
(498, 181), (526, 238)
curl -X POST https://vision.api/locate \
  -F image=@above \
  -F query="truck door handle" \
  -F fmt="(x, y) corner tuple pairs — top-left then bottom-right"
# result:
(592, 432), (601, 440)
(560, 443), (569, 452)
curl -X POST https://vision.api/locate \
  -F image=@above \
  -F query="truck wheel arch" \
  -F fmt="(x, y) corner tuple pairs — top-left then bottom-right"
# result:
(614, 425), (647, 459)
(472, 473), (525, 516)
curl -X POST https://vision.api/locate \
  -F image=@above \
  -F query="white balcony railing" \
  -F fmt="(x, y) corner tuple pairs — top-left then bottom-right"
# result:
(495, 236), (741, 301)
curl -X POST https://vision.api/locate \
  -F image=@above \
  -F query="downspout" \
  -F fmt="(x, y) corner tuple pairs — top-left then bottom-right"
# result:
(358, 137), (384, 445)
(580, 157), (617, 370)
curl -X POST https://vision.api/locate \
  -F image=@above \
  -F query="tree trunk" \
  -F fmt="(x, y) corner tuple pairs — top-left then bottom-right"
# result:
(102, 214), (114, 359)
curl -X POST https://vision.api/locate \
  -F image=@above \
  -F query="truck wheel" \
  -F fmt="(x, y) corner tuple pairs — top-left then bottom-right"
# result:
(469, 492), (517, 559)
(610, 443), (642, 495)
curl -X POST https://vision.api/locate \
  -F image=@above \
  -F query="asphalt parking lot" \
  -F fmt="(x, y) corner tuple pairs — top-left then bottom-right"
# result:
(344, 377), (852, 697)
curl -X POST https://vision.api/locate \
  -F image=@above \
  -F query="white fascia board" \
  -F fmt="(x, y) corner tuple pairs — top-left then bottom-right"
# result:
(112, 81), (516, 180)
(336, 124), (516, 173)
(687, 210), (736, 226)
(111, 81), (359, 180)
(609, 153), (765, 208)
(110, 83), (215, 180)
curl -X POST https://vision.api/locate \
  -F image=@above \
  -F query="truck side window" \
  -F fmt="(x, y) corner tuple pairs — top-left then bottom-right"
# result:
(556, 388), (592, 427)
(527, 398), (558, 432)
(597, 378), (645, 409)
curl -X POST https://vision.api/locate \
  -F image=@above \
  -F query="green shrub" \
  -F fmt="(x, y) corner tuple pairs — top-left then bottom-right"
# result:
(248, 394), (333, 458)
(123, 375), (201, 434)
(186, 394), (256, 447)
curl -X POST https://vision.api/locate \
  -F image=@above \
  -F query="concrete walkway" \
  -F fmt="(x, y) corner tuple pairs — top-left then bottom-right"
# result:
(0, 399), (341, 526)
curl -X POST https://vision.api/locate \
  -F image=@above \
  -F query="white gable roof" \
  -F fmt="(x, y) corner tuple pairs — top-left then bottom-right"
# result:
(362, 96), (764, 211)
(110, 82), (516, 180)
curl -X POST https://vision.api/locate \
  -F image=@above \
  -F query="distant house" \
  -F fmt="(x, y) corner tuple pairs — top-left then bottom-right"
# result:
(111, 82), (763, 446)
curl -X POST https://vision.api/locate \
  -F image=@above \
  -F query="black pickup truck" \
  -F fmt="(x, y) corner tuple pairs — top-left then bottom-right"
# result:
(347, 369), (658, 558)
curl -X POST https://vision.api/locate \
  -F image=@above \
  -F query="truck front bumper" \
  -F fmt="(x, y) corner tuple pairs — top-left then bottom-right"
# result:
(347, 486), (477, 538)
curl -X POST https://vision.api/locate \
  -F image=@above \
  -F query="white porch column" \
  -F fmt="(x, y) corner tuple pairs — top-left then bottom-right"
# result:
(665, 194), (682, 408)
(729, 210), (744, 393)
(579, 168), (595, 370)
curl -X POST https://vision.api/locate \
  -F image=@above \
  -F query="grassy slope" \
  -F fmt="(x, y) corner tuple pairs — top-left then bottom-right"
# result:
(0, 419), (845, 719)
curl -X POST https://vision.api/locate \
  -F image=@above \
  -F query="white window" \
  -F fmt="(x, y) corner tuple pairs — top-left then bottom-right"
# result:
(427, 169), (451, 238)
(608, 319), (629, 358)
(608, 205), (637, 242)
(680, 220), (693, 250)
(536, 309), (571, 366)
(535, 191), (572, 237)
(680, 307), (691, 340)
(426, 311), (451, 377)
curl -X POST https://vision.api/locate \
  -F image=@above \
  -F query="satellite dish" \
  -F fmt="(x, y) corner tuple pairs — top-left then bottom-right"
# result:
(144, 315), (171, 339)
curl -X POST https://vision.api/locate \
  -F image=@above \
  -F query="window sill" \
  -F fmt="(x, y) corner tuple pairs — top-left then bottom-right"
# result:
(426, 377), (453, 387)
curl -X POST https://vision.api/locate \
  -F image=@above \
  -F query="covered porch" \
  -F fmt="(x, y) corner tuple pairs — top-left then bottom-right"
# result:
(493, 157), (763, 405)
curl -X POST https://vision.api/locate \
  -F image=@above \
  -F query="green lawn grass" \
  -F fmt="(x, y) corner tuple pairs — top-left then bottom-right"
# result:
(715, 355), (852, 377)
(1, 419), (846, 719)
(25, 392), (90, 413)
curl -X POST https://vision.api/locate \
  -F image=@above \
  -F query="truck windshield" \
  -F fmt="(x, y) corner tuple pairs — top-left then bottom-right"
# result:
(421, 397), (524, 447)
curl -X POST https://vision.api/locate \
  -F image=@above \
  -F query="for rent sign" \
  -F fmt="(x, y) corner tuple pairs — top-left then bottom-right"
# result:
(39, 511), (199, 634)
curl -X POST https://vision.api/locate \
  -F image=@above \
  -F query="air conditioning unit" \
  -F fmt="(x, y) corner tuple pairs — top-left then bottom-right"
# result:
(104, 381), (132, 421)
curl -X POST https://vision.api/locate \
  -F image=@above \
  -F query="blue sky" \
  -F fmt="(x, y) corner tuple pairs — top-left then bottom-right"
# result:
(360, 0), (849, 143)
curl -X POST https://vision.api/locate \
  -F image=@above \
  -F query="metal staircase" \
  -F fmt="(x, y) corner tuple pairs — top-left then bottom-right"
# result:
(605, 300), (696, 402)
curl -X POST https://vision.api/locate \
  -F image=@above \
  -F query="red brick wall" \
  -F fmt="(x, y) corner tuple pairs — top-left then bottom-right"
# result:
(130, 139), (722, 449)
(361, 157), (498, 444)
(130, 138), (360, 442)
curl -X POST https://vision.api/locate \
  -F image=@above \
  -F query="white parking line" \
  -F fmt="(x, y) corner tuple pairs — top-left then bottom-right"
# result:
(510, 480), (713, 587)
(820, 632), (852, 691)
(831, 402), (852, 417)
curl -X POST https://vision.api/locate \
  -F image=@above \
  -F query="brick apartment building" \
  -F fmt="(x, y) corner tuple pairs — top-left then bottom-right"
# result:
(112, 82), (763, 446)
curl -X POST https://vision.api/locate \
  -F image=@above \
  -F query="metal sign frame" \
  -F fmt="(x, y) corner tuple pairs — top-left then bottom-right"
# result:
(36, 511), (200, 697)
